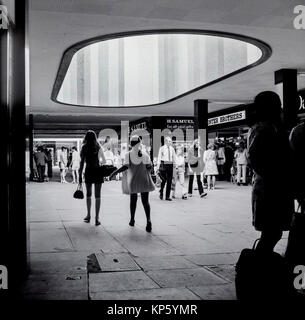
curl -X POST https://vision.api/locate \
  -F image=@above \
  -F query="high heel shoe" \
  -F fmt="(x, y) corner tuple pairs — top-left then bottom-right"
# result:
(129, 219), (135, 227)
(95, 220), (101, 226)
(84, 216), (91, 223)
(146, 221), (152, 233)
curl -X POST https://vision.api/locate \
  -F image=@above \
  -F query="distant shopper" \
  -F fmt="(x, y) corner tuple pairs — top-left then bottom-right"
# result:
(113, 149), (122, 181)
(45, 149), (53, 179)
(203, 143), (219, 190)
(59, 147), (68, 183)
(187, 139), (207, 198)
(224, 142), (235, 182)
(171, 146), (188, 200)
(79, 131), (106, 226)
(109, 136), (155, 232)
(71, 146), (80, 184)
(217, 142), (226, 178)
(248, 91), (294, 253)
(34, 146), (48, 182)
(234, 142), (248, 186)
(157, 136), (176, 201)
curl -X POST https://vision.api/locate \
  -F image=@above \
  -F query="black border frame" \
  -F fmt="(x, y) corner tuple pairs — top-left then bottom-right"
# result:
(51, 29), (272, 109)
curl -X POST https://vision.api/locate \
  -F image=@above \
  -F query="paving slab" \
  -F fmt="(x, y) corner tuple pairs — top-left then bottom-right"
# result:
(23, 272), (88, 294)
(91, 287), (200, 300)
(30, 252), (89, 274)
(95, 253), (141, 272)
(185, 253), (239, 266)
(134, 255), (198, 271)
(188, 283), (236, 300)
(146, 268), (228, 288)
(89, 271), (160, 293)
(205, 265), (236, 282)
(30, 228), (74, 253)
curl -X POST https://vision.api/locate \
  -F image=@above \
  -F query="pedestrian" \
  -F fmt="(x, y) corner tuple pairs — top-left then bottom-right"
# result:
(34, 146), (48, 182)
(171, 146), (188, 200)
(248, 91), (294, 253)
(187, 139), (207, 198)
(113, 149), (122, 181)
(203, 143), (219, 191)
(79, 130), (106, 226)
(234, 141), (248, 186)
(157, 136), (176, 201)
(109, 135), (155, 232)
(59, 146), (68, 183)
(217, 142), (226, 179)
(71, 146), (80, 183)
(45, 149), (53, 179)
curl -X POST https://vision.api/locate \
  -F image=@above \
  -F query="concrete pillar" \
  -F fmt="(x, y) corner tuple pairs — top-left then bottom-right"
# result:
(194, 99), (208, 150)
(274, 69), (298, 131)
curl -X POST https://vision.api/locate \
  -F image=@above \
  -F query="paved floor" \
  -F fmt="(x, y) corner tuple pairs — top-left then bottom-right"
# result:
(23, 178), (288, 300)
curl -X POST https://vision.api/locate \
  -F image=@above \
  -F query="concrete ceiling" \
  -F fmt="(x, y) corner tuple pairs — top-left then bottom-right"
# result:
(27, 0), (305, 128)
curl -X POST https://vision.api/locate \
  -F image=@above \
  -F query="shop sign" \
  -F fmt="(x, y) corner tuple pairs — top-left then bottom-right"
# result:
(166, 118), (194, 130)
(130, 121), (148, 132)
(208, 111), (246, 127)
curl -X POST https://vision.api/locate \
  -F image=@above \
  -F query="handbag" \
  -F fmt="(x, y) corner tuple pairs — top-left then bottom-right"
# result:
(235, 239), (291, 300)
(73, 184), (84, 199)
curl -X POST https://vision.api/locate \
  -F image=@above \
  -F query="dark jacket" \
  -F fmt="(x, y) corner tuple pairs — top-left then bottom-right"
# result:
(248, 121), (294, 231)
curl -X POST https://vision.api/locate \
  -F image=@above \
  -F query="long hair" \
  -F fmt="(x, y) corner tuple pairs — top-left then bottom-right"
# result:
(82, 130), (100, 155)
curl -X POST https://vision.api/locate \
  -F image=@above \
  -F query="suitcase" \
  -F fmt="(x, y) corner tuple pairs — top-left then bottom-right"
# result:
(235, 239), (291, 300)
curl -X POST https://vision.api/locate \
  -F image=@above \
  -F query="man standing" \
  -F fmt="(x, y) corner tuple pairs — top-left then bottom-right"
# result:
(157, 136), (176, 201)
(34, 146), (48, 182)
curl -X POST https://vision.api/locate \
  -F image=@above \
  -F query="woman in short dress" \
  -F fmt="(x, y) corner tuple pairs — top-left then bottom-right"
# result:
(110, 136), (155, 232)
(79, 130), (106, 226)
(203, 143), (219, 191)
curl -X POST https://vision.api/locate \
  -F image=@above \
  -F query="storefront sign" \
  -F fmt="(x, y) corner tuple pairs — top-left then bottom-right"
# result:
(166, 118), (194, 130)
(208, 111), (246, 127)
(130, 121), (148, 132)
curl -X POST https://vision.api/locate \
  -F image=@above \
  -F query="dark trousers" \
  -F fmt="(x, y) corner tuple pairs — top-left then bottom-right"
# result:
(37, 165), (46, 182)
(160, 163), (173, 199)
(47, 161), (53, 178)
(188, 174), (203, 195)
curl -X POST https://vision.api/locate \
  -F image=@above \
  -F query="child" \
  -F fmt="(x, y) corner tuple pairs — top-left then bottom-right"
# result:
(171, 146), (188, 200)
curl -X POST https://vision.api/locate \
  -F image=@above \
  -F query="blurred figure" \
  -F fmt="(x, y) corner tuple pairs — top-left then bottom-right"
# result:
(234, 142), (248, 186)
(71, 146), (80, 184)
(203, 143), (219, 191)
(248, 91), (294, 253)
(79, 130), (106, 226)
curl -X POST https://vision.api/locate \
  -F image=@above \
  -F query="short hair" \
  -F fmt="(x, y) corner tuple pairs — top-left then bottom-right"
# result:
(254, 91), (282, 122)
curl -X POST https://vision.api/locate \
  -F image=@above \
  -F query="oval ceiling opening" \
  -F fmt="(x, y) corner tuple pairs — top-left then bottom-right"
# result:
(53, 30), (271, 108)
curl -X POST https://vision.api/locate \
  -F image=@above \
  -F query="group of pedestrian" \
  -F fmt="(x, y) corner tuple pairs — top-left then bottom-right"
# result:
(33, 146), (53, 182)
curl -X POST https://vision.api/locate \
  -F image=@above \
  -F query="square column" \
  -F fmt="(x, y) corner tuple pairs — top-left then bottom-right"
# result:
(194, 99), (208, 149)
(275, 69), (298, 130)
